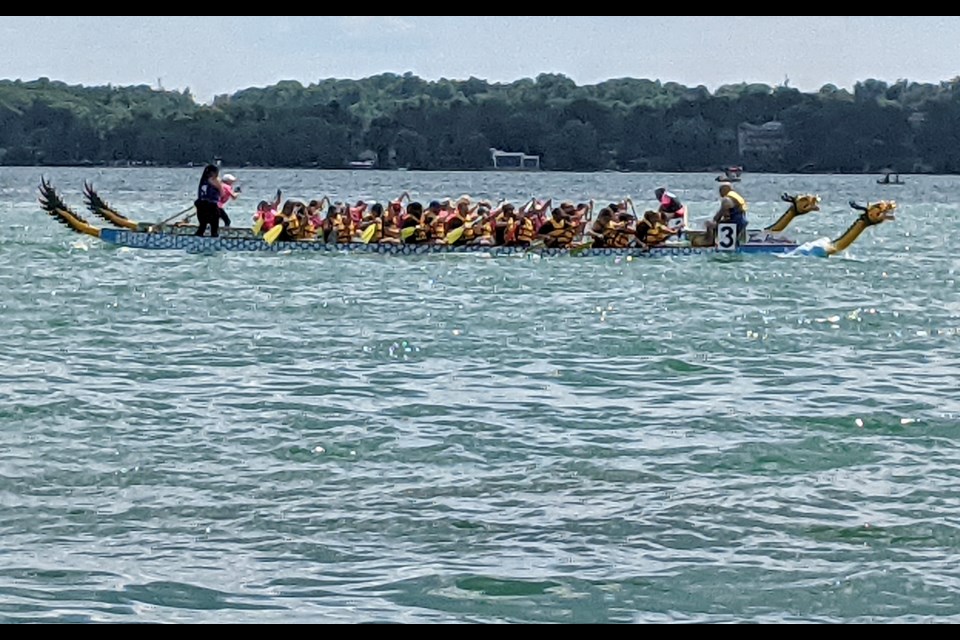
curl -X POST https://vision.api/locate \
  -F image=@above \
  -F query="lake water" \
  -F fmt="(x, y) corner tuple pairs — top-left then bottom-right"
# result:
(1, 167), (958, 622)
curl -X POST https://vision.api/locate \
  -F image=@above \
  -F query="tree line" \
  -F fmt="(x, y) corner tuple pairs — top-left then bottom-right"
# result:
(2, 73), (960, 173)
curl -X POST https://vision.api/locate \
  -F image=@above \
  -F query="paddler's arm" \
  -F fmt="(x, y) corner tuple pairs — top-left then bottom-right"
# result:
(714, 197), (733, 222)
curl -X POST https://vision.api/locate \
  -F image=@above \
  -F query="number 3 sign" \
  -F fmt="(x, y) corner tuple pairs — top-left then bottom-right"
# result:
(716, 223), (738, 251)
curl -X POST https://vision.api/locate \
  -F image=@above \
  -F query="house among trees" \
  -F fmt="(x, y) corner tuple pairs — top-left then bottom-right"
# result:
(490, 148), (541, 170)
(738, 121), (786, 167)
(348, 149), (378, 169)
(7, 74), (960, 173)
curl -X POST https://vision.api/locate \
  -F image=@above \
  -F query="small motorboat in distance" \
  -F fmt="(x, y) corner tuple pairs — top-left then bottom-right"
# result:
(715, 165), (743, 182)
(877, 171), (905, 185)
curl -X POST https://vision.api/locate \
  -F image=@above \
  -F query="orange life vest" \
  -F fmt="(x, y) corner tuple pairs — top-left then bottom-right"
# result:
(517, 217), (536, 244)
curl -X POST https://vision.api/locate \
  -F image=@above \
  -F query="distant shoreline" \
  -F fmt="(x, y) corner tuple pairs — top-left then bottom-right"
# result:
(1, 74), (945, 174)
(0, 164), (926, 177)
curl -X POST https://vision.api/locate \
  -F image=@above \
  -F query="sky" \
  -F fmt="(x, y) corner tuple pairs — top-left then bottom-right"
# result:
(2, 16), (960, 103)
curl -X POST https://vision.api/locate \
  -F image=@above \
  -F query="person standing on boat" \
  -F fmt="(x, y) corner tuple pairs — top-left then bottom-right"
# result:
(213, 173), (238, 230)
(704, 182), (748, 245)
(195, 164), (226, 237)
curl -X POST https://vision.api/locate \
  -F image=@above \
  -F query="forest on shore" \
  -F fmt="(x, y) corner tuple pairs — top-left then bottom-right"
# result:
(2, 73), (960, 173)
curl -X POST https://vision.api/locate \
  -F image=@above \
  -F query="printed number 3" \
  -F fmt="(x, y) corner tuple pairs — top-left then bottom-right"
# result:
(718, 223), (736, 250)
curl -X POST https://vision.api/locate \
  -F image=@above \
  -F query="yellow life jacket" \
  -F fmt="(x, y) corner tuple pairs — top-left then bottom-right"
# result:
(382, 219), (400, 241)
(284, 214), (301, 237)
(499, 216), (518, 244)
(555, 220), (576, 247)
(478, 218), (495, 242)
(598, 221), (615, 243)
(412, 223), (430, 243)
(607, 221), (632, 248)
(430, 214), (446, 239)
(332, 213), (351, 239)
(727, 190), (747, 213)
(300, 220), (318, 240)
(542, 218), (565, 236)
(645, 223), (672, 246)
(541, 218), (572, 248)
(462, 215), (478, 242)
(517, 218), (536, 244)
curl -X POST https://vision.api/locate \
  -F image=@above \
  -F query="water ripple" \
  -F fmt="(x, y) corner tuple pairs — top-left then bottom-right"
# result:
(2, 168), (959, 621)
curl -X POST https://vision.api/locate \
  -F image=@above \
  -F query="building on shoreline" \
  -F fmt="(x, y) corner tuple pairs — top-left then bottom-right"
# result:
(738, 121), (785, 167)
(490, 148), (541, 170)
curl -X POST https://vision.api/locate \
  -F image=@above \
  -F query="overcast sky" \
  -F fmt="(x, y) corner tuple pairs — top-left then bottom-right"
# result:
(2, 16), (959, 102)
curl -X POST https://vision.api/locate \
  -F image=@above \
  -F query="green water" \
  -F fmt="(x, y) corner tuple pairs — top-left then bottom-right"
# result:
(1, 167), (958, 622)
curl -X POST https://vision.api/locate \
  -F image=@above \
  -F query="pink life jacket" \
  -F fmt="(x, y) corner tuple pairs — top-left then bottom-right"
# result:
(256, 209), (277, 230)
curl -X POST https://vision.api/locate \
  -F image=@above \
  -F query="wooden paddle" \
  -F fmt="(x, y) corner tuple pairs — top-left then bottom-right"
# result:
(149, 204), (195, 231)
(569, 239), (594, 256)
(522, 239), (545, 256)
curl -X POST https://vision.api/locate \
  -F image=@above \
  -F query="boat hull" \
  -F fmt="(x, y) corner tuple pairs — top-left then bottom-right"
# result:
(99, 229), (797, 256)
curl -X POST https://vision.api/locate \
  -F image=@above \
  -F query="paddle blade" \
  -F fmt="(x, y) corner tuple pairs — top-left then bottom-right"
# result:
(361, 224), (377, 244)
(401, 226), (417, 241)
(252, 218), (264, 235)
(263, 224), (283, 245)
(570, 239), (594, 256)
(445, 226), (465, 245)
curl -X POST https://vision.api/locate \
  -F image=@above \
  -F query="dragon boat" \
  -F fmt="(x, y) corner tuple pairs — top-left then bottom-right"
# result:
(39, 180), (895, 258)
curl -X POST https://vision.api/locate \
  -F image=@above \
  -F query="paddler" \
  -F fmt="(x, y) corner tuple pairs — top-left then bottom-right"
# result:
(537, 207), (576, 248)
(654, 187), (688, 232)
(704, 182), (749, 245)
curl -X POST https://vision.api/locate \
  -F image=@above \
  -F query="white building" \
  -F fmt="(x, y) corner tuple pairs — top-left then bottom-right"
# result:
(490, 148), (540, 170)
